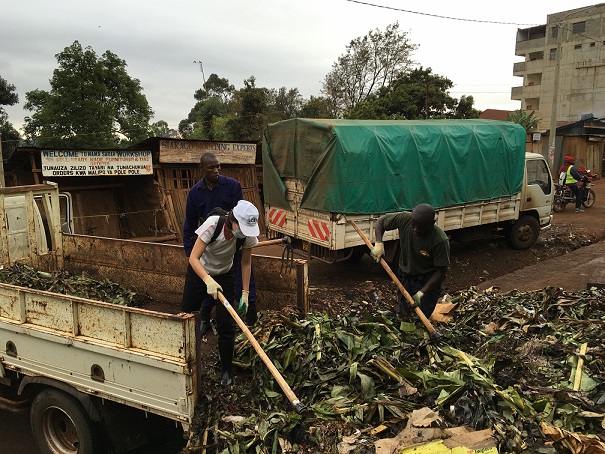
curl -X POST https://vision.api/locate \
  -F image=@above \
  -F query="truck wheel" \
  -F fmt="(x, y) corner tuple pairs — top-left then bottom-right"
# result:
(345, 246), (366, 262)
(30, 388), (100, 454)
(552, 200), (567, 212)
(582, 189), (596, 208)
(509, 216), (540, 250)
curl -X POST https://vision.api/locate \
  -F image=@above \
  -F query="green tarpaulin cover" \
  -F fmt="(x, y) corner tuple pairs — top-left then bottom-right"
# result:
(262, 119), (526, 214)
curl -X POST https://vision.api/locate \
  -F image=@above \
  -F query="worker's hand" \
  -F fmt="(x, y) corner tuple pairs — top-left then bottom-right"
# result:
(202, 275), (222, 299)
(413, 291), (424, 308)
(370, 242), (385, 263)
(237, 290), (249, 316)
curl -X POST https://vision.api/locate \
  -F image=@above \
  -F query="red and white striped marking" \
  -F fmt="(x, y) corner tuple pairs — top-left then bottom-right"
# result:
(308, 219), (330, 241)
(269, 209), (287, 227)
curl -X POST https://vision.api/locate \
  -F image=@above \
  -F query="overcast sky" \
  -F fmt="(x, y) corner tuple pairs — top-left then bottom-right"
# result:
(1, 1), (597, 133)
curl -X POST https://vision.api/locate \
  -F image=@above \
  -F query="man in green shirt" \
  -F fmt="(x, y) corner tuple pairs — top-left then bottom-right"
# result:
(371, 204), (450, 319)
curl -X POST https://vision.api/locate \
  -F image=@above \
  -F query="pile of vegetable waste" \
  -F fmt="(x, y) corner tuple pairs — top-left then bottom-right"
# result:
(0, 263), (145, 306)
(189, 287), (604, 454)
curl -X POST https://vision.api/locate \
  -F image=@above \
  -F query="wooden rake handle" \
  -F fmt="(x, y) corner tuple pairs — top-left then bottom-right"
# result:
(348, 220), (439, 338)
(216, 292), (305, 412)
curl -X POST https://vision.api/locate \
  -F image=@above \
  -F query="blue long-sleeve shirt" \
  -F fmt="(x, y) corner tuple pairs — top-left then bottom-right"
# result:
(182, 175), (243, 256)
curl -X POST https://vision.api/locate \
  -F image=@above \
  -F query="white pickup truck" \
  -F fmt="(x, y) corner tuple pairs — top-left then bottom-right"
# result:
(0, 183), (307, 453)
(263, 119), (554, 263)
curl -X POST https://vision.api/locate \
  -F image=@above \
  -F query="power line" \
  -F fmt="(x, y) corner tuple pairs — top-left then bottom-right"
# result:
(343, 0), (539, 26)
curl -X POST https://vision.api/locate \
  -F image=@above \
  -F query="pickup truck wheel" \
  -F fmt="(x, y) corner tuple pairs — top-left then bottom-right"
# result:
(509, 216), (540, 250)
(31, 388), (99, 454)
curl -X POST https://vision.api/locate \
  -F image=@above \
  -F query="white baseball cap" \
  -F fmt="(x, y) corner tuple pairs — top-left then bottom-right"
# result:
(233, 200), (260, 237)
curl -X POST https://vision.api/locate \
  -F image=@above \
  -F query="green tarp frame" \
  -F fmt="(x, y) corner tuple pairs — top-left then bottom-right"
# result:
(262, 119), (526, 214)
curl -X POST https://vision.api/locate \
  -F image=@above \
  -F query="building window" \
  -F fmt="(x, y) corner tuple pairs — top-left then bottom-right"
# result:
(550, 48), (557, 60)
(575, 44), (583, 50)
(573, 21), (586, 33)
(551, 26), (558, 38)
(591, 42), (596, 47)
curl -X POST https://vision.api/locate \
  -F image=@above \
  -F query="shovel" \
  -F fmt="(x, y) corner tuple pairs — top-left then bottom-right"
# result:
(215, 291), (306, 413)
(349, 220), (441, 342)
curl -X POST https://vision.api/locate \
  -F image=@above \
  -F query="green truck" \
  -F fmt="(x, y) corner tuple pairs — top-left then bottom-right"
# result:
(263, 119), (554, 263)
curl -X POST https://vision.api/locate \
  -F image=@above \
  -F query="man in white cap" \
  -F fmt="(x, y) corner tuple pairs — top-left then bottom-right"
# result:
(182, 199), (259, 386)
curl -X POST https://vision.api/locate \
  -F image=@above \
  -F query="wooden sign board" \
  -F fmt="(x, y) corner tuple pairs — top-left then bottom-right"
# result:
(159, 140), (256, 165)
(41, 150), (153, 177)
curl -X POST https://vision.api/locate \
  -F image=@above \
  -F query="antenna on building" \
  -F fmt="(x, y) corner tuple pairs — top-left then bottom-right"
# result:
(193, 60), (206, 86)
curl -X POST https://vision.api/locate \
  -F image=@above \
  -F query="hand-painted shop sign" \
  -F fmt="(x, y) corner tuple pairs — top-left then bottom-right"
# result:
(41, 150), (153, 177)
(159, 140), (256, 165)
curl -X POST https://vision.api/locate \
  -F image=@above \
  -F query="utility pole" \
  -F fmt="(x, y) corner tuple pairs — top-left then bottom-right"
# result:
(548, 22), (563, 169)
(0, 133), (4, 188)
(193, 60), (206, 86)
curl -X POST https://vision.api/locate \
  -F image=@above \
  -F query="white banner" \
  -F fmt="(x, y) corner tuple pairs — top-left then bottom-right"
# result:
(41, 150), (153, 177)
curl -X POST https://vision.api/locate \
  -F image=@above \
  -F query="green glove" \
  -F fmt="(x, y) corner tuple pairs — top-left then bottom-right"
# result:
(237, 290), (249, 316)
(413, 291), (424, 308)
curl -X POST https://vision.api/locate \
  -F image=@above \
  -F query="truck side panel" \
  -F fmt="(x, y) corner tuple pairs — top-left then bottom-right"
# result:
(62, 233), (309, 312)
(0, 283), (198, 423)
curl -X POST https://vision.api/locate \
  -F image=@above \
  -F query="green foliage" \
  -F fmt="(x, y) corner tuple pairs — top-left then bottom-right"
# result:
(23, 41), (153, 148)
(507, 109), (539, 132)
(0, 76), (20, 158)
(226, 76), (272, 141)
(149, 120), (171, 138)
(298, 96), (336, 118)
(322, 22), (418, 116)
(346, 67), (480, 120)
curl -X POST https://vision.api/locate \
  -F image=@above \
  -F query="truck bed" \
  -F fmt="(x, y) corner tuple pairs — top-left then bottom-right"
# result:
(0, 283), (199, 426)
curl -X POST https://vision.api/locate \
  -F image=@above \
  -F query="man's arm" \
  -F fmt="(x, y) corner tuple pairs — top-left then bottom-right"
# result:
(570, 166), (583, 181)
(370, 215), (387, 262)
(228, 179), (243, 208)
(420, 266), (447, 295)
(183, 193), (198, 257)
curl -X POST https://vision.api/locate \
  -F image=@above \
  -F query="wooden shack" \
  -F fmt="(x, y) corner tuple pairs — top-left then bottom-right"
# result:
(6, 138), (263, 242)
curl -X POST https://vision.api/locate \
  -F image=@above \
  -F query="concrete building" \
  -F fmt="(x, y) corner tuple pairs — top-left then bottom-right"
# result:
(512, 4), (605, 131)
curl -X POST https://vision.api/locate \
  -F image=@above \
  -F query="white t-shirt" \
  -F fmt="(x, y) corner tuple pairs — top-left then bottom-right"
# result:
(194, 215), (258, 276)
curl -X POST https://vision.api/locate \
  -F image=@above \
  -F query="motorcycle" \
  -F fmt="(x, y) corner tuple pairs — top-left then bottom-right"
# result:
(553, 173), (596, 212)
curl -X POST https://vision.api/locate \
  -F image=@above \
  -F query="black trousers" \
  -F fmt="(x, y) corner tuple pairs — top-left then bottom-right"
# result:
(181, 266), (236, 371)
(397, 270), (442, 319)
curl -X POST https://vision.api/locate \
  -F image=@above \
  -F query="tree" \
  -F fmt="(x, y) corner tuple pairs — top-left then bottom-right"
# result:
(271, 87), (303, 120)
(227, 77), (272, 141)
(194, 74), (234, 103)
(298, 96), (336, 118)
(149, 120), (171, 137)
(0, 76), (20, 159)
(507, 109), (539, 132)
(346, 67), (479, 120)
(321, 22), (417, 116)
(180, 73), (235, 140)
(452, 95), (482, 119)
(23, 41), (153, 148)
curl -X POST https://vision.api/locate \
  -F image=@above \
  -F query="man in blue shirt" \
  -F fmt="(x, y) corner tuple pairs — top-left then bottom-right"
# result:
(182, 152), (258, 333)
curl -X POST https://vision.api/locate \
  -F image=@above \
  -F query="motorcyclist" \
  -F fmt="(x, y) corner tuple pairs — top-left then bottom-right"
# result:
(558, 155), (585, 213)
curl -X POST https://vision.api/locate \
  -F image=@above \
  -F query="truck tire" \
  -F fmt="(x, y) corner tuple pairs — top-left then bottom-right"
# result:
(30, 388), (100, 454)
(509, 216), (540, 250)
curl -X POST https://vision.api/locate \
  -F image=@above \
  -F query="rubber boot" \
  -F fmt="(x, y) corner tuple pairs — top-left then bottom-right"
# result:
(246, 300), (258, 326)
(200, 305), (212, 336)
(218, 340), (234, 387)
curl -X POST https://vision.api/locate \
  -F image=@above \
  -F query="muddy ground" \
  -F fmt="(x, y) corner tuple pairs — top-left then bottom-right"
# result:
(307, 179), (605, 317)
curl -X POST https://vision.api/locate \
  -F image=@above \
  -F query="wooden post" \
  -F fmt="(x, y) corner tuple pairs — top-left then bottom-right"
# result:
(0, 133), (4, 188)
